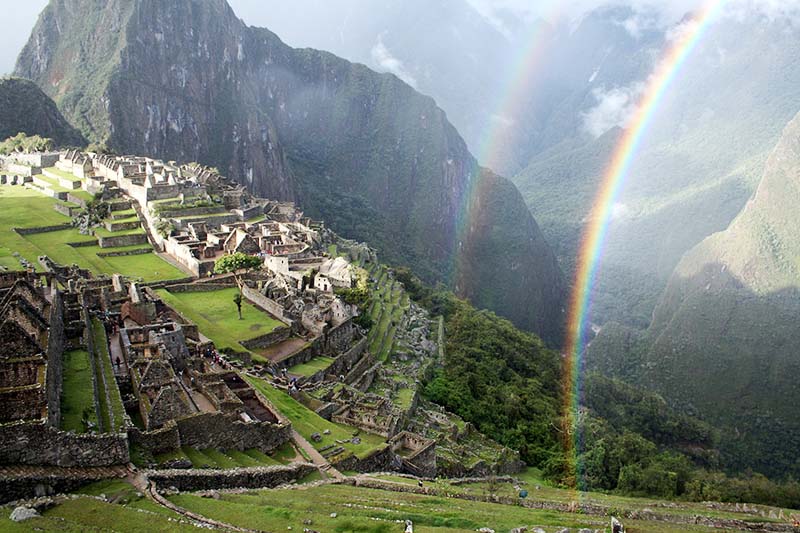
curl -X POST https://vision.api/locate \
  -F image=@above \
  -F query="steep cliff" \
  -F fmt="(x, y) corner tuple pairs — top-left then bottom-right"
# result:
(0, 77), (84, 146)
(628, 111), (800, 478)
(16, 0), (566, 342)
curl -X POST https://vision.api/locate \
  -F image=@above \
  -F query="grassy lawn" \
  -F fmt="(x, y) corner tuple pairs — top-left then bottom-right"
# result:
(0, 497), (199, 532)
(245, 375), (386, 459)
(60, 349), (96, 433)
(288, 355), (335, 377)
(91, 319), (125, 431)
(166, 483), (727, 533)
(156, 288), (285, 353)
(0, 187), (184, 281)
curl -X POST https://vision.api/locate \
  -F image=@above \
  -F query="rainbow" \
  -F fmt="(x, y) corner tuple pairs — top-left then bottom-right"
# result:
(562, 0), (726, 485)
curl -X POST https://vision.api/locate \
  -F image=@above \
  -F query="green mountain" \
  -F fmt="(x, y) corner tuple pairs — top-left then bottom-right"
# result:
(0, 77), (84, 147)
(15, 0), (565, 342)
(590, 109), (800, 478)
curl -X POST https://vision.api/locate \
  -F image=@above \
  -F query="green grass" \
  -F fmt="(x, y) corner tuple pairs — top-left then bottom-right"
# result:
(94, 226), (144, 238)
(245, 375), (386, 458)
(200, 448), (240, 469)
(155, 288), (285, 353)
(0, 497), (199, 532)
(244, 448), (284, 466)
(60, 349), (96, 433)
(181, 446), (218, 468)
(288, 356), (335, 377)
(91, 318), (125, 431)
(166, 483), (730, 533)
(43, 166), (81, 181)
(0, 187), (184, 281)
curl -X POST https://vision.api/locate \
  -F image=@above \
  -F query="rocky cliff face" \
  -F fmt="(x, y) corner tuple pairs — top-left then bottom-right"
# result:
(626, 111), (800, 478)
(16, 0), (566, 342)
(0, 77), (85, 146)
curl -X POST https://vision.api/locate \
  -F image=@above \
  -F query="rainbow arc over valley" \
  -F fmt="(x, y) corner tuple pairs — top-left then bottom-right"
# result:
(562, 0), (727, 482)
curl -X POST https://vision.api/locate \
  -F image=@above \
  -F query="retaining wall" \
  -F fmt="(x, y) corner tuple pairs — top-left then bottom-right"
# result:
(146, 463), (316, 492)
(0, 422), (129, 467)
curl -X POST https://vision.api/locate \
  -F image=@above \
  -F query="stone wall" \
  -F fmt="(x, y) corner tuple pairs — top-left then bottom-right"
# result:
(128, 421), (181, 455)
(0, 422), (129, 467)
(0, 468), (126, 504)
(46, 290), (65, 428)
(146, 463), (316, 492)
(7, 163), (37, 177)
(53, 203), (81, 217)
(240, 326), (292, 350)
(14, 224), (72, 235)
(278, 343), (317, 371)
(175, 412), (292, 454)
(66, 193), (90, 206)
(300, 336), (368, 385)
(96, 248), (152, 258)
(333, 444), (394, 473)
(98, 233), (148, 248)
(166, 282), (236, 293)
(241, 285), (291, 325)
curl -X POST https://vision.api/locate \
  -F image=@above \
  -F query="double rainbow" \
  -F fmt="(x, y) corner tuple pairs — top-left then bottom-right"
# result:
(562, 0), (726, 482)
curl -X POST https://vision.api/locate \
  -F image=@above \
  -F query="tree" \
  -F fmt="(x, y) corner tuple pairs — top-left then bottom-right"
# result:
(213, 252), (262, 287)
(233, 292), (243, 320)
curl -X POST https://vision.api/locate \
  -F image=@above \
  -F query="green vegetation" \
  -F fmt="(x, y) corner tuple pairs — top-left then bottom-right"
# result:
(214, 252), (263, 283)
(245, 375), (386, 458)
(155, 288), (284, 354)
(0, 132), (52, 154)
(0, 186), (184, 282)
(167, 482), (729, 533)
(0, 497), (198, 532)
(364, 264), (409, 362)
(288, 356), (335, 377)
(91, 318), (125, 431)
(59, 349), (96, 433)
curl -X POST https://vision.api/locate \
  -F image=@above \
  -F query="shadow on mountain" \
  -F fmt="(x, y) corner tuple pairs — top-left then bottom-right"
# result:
(587, 262), (800, 479)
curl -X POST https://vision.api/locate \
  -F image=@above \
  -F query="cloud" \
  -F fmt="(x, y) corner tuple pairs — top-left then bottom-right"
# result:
(370, 36), (417, 89)
(582, 82), (645, 138)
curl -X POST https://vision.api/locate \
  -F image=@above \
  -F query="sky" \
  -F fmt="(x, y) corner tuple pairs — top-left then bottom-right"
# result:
(4, 0), (800, 76)
(0, 0), (48, 75)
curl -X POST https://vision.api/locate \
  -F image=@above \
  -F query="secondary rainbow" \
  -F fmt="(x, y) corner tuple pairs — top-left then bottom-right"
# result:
(563, 0), (726, 482)
(476, 5), (563, 170)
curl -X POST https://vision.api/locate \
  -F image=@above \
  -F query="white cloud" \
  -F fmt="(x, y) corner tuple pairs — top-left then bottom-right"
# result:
(611, 202), (632, 220)
(582, 82), (645, 137)
(370, 36), (417, 89)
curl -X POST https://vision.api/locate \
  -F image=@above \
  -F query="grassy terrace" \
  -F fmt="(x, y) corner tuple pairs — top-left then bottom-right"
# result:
(366, 263), (411, 362)
(91, 318), (125, 431)
(0, 186), (184, 282)
(59, 349), (96, 433)
(42, 166), (82, 181)
(246, 375), (387, 459)
(155, 288), (285, 355)
(0, 473), (786, 533)
(166, 481), (737, 533)
(288, 355), (335, 377)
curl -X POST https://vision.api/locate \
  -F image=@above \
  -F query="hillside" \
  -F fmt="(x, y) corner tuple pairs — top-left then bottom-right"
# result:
(596, 110), (800, 479)
(0, 77), (84, 147)
(15, 0), (566, 342)
(511, 9), (800, 327)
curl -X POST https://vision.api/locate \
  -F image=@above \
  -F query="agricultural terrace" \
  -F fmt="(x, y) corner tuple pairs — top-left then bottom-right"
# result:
(0, 185), (184, 281)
